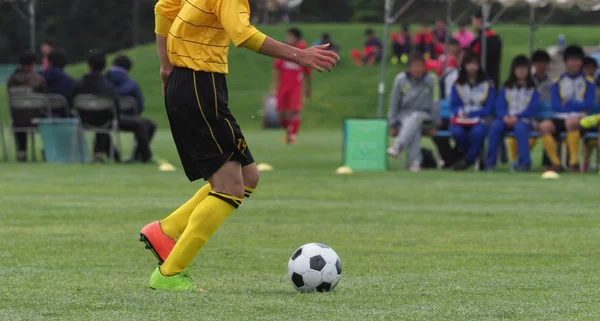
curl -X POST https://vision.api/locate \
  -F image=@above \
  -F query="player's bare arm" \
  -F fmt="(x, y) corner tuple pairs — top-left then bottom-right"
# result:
(257, 37), (340, 72)
(270, 69), (280, 94)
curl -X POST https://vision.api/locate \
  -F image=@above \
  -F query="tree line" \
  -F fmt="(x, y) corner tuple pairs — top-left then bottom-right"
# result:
(0, 0), (597, 63)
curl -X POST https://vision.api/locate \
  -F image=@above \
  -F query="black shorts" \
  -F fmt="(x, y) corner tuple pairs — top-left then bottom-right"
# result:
(165, 67), (254, 182)
(551, 118), (593, 137)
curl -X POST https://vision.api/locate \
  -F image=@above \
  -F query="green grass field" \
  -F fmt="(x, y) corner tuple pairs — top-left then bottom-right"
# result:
(2, 24), (600, 320)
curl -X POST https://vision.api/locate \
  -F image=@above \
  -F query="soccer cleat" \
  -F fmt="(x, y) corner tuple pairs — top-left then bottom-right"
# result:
(580, 115), (599, 129)
(569, 164), (581, 173)
(140, 221), (175, 265)
(386, 147), (400, 158)
(149, 267), (206, 292)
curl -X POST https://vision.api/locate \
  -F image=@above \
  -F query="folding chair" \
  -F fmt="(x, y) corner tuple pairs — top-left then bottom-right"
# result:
(9, 93), (51, 161)
(118, 96), (138, 116)
(47, 94), (70, 118)
(8, 86), (34, 96)
(73, 94), (121, 162)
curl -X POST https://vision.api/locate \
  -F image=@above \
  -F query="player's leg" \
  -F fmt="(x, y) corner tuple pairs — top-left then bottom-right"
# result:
(449, 124), (468, 153)
(405, 121), (423, 172)
(158, 161), (245, 278)
(514, 120), (532, 171)
(565, 117), (581, 171)
(287, 87), (304, 144)
(539, 120), (561, 170)
(485, 119), (505, 170)
(465, 122), (488, 165)
(150, 71), (253, 291)
(389, 112), (420, 156)
(507, 138), (518, 162)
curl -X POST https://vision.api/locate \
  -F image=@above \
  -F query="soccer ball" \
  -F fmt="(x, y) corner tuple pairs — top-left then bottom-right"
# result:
(287, 243), (342, 293)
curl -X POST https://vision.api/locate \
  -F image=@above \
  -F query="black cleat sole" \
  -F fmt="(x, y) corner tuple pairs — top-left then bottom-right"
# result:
(139, 233), (165, 265)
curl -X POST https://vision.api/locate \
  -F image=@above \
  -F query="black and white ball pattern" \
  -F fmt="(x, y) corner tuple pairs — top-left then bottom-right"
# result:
(287, 243), (342, 293)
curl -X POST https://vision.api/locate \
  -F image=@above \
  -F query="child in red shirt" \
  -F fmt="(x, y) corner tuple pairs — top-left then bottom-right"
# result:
(271, 28), (312, 145)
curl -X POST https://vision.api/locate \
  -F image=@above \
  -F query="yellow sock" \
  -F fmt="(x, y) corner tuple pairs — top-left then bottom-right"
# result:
(529, 138), (537, 150)
(244, 186), (255, 198)
(541, 135), (561, 165)
(507, 138), (518, 161)
(567, 131), (580, 166)
(160, 192), (243, 276)
(160, 184), (211, 240)
(160, 185), (256, 240)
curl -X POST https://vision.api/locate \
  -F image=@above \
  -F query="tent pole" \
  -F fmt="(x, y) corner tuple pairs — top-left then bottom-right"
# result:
(376, 0), (393, 118)
(443, 0), (453, 73)
(529, 5), (535, 57)
(481, 3), (490, 73)
(28, 0), (36, 52)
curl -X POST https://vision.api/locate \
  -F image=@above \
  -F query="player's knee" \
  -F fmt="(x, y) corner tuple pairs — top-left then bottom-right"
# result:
(242, 164), (260, 190)
(566, 118), (580, 131)
(514, 121), (528, 133)
(538, 121), (554, 135)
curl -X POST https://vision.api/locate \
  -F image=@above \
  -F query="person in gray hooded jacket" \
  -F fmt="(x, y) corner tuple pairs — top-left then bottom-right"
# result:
(387, 52), (440, 172)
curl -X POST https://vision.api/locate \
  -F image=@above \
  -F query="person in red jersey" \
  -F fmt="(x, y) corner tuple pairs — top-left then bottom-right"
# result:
(271, 27), (312, 145)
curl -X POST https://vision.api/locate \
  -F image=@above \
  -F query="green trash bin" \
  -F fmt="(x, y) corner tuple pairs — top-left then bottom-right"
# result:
(37, 118), (90, 163)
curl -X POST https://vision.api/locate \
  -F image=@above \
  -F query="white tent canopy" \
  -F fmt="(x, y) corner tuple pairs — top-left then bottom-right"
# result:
(376, 0), (600, 117)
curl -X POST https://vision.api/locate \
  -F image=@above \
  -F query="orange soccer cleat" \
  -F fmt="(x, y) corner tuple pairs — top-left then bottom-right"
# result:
(140, 221), (175, 265)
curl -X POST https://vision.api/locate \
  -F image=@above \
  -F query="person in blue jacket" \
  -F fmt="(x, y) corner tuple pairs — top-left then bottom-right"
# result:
(485, 55), (540, 171)
(450, 51), (495, 170)
(106, 55), (144, 114)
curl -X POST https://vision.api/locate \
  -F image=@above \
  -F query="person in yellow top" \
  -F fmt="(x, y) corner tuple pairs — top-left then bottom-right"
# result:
(138, 0), (339, 291)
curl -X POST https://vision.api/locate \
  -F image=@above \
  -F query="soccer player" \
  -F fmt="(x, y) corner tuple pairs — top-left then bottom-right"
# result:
(485, 55), (539, 172)
(271, 27), (312, 145)
(538, 45), (596, 172)
(140, 0), (339, 292)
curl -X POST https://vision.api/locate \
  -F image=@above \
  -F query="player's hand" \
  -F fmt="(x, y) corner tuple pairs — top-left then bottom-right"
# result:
(426, 128), (437, 137)
(160, 63), (173, 96)
(296, 44), (340, 72)
(389, 128), (399, 137)
(458, 110), (466, 118)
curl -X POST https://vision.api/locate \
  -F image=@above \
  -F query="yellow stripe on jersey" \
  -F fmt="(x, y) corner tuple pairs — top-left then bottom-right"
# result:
(154, 0), (260, 74)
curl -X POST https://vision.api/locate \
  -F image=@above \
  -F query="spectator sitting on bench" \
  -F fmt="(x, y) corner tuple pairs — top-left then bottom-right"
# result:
(449, 52), (495, 170)
(106, 55), (145, 115)
(414, 23), (435, 60)
(539, 45), (596, 173)
(106, 55), (157, 163)
(531, 50), (552, 101)
(391, 24), (411, 65)
(71, 50), (155, 164)
(7, 50), (46, 93)
(7, 50), (46, 162)
(578, 56), (600, 171)
(486, 55), (539, 172)
(41, 49), (73, 101)
(527, 49), (553, 168)
(386, 52), (440, 172)
(351, 28), (382, 67)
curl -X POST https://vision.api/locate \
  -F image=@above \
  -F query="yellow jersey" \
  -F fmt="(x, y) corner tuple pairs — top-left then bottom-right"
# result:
(155, 0), (260, 74)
